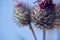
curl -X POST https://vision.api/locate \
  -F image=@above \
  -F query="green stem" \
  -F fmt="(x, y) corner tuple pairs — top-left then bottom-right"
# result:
(29, 23), (37, 40)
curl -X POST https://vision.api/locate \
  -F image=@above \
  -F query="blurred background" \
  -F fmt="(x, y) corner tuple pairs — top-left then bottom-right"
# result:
(0, 0), (60, 40)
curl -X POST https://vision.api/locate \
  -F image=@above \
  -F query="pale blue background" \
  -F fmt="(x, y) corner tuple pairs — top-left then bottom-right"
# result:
(0, 0), (60, 40)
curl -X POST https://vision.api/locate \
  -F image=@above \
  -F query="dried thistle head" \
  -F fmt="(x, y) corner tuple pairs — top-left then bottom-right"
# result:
(14, 2), (32, 26)
(53, 4), (60, 27)
(32, 4), (60, 29)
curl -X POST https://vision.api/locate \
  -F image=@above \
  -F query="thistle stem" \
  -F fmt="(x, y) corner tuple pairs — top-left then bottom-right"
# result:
(29, 23), (37, 40)
(43, 28), (46, 40)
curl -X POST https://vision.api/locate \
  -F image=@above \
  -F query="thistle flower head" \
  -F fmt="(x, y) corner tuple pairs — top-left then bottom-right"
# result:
(32, 4), (60, 29)
(14, 2), (32, 26)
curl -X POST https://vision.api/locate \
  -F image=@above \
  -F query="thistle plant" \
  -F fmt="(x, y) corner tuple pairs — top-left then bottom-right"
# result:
(32, 4), (60, 40)
(14, 1), (37, 40)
